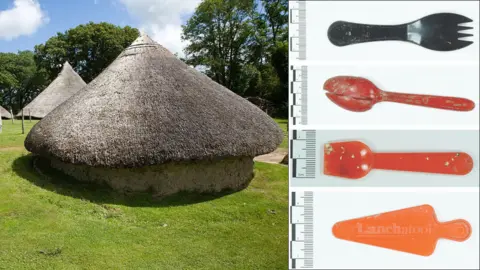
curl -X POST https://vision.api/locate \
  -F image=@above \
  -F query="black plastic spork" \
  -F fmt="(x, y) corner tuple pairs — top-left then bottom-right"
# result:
(327, 13), (474, 51)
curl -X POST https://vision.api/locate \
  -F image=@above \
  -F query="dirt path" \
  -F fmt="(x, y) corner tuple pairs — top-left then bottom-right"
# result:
(254, 148), (288, 165)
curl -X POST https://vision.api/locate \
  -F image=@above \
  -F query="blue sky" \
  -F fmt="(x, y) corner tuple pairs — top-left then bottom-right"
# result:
(0, 0), (201, 56)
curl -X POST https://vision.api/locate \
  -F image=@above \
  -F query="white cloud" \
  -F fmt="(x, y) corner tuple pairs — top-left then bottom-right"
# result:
(118, 0), (201, 57)
(0, 0), (49, 40)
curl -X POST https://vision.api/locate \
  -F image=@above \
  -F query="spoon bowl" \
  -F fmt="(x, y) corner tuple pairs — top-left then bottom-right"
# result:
(325, 92), (374, 112)
(324, 141), (374, 179)
(323, 76), (383, 112)
(323, 76), (381, 100)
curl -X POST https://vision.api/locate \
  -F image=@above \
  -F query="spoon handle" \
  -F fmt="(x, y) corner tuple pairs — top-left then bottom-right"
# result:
(437, 219), (471, 241)
(328, 21), (407, 46)
(381, 91), (475, 111)
(372, 152), (473, 175)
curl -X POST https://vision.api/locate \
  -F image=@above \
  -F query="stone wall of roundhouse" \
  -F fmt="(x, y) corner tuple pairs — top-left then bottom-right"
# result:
(49, 156), (255, 196)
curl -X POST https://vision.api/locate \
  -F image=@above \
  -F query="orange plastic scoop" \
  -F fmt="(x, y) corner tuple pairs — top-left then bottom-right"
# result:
(332, 205), (472, 256)
(324, 141), (473, 179)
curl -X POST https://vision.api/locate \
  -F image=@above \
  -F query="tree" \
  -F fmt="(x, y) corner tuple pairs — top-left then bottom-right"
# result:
(269, 41), (288, 110)
(182, 0), (257, 95)
(260, 0), (288, 45)
(34, 22), (139, 83)
(0, 51), (48, 113)
(182, 0), (288, 117)
(258, 0), (288, 115)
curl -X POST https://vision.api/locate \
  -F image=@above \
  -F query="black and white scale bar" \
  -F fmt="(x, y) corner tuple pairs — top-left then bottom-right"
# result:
(290, 66), (308, 125)
(292, 130), (315, 140)
(290, 191), (314, 269)
(291, 191), (313, 206)
(292, 259), (314, 269)
(291, 241), (314, 259)
(291, 131), (316, 178)
(297, 1), (307, 60)
(292, 224), (314, 241)
(289, 1), (307, 60)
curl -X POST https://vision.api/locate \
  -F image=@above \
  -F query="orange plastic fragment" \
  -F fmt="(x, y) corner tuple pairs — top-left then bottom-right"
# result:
(332, 205), (471, 256)
(324, 141), (473, 179)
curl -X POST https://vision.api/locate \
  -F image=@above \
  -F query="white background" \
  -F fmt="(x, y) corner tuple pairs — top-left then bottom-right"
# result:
(313, 190), (479, 269)
(288, 1), (480, 269)
(298, 1), (479, 63)
(304, 64), (479, 129)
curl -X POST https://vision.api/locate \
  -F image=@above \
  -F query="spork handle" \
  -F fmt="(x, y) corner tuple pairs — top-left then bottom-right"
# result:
(328, 21), (407, 46)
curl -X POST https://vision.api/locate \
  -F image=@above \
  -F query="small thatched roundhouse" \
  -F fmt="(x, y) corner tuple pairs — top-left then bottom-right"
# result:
(17, 62), (86, 119)
(25, 34), (283, 197)
(1, 106), (12, 119)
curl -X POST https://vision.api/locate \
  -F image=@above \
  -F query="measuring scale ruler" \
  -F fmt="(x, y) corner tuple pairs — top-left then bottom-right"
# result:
(290, 191), (314, 269)
(289, 1), (307, 60)
(291, 66), (308, 126)
(290, 130), (316, 179)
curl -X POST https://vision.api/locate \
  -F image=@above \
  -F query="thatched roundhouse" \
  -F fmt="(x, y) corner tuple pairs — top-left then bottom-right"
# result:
(17, 62), (86, 119)
(1, 106), (12, 119)
(25, 34), (283, 197)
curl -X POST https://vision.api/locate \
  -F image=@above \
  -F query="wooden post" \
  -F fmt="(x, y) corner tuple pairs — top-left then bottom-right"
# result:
(29, 110), (31, 122)
(10, 109), (14, 124)
(21, 109), (25, 134)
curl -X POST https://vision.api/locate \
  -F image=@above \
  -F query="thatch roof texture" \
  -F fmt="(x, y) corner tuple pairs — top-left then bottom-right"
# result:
(18, 62), (86, 118)
(1, 106), (12, 119)
(25, 34), (283, 168)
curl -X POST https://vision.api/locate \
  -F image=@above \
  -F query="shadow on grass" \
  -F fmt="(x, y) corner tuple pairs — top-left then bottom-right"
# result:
(12, 154), (239, 208)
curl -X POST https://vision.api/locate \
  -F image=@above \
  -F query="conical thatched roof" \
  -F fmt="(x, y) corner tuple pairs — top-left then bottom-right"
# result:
(25, 34), (283, 168)
(1, 106), (12, 119)
(17, 62), (86, 118)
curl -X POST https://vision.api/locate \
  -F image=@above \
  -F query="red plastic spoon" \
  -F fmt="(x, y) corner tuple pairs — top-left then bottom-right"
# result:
(323, 76), (475, 112)
(324, 141), (473, 179)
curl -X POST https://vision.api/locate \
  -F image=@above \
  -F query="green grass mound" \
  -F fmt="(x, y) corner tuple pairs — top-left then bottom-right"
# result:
(0, 149), (288, 269)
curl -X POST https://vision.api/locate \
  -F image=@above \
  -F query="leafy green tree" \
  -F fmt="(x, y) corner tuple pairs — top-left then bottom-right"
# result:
(0, 51), (48, 113)
(269, 41), (288, 109)
(258, 0), (288, 115)
(261, 0), (288, 44)
(182, 0), (257, 95)
(182, 0), (288, 117)
(34, 22), (139, 83)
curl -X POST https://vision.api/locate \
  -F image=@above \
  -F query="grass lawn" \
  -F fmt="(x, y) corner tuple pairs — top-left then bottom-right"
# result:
(0, 118), (289, 269)
(274, 118), (288, 149)
(0, 119), (40, 148)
